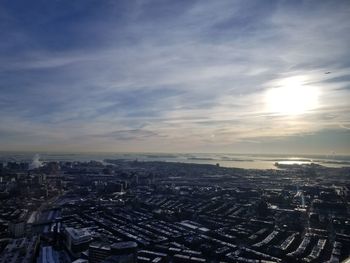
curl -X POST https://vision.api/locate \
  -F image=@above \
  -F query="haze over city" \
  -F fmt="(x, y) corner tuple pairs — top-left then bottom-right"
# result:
(1, 0), (350, 154)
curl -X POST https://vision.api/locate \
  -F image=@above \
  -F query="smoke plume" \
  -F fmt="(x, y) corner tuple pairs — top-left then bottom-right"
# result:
(29, 154), (43, 170)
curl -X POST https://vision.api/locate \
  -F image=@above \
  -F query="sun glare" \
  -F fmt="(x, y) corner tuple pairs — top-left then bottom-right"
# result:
(265, 76), (319, 116)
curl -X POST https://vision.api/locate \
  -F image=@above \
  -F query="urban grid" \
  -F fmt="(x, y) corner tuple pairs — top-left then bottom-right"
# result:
(0, 159), (349, 263)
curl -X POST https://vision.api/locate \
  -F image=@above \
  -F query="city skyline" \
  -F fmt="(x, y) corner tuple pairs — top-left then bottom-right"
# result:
(1, 0), (350, 154)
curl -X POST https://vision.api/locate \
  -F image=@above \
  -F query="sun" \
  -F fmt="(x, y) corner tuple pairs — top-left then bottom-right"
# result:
(265, 76), (320, 116)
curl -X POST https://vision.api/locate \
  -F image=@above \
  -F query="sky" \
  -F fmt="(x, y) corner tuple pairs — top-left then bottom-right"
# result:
(0, 0), (350, 155)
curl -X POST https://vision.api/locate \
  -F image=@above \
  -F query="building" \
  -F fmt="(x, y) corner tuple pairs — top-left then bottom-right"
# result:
(89, 243), (112, 263)
(26, 211), (38, 235)
(64, 227), (92, 257)
(0, 236), (39, 263)
(9, 221), (26, 238)
(97, 242), (138, 263)
(37, 246), (60, 263)
(89, 241), (138, 263)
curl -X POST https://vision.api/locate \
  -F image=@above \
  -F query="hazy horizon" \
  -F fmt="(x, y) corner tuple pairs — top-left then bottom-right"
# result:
(1, 0), (350, 154)
(1, 150), (350, 158)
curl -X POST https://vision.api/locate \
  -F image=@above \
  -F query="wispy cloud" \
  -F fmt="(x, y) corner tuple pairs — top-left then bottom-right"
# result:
(0, 0), (349, 154)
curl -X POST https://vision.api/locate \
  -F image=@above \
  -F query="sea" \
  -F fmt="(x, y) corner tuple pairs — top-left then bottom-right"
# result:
(0, 152), (350, 170)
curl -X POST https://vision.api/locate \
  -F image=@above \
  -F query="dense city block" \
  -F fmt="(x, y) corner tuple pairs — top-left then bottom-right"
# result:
(0, 159), (349, 263)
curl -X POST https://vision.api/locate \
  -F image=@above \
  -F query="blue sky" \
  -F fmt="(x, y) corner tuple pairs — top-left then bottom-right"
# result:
(0, 0), (350, 154)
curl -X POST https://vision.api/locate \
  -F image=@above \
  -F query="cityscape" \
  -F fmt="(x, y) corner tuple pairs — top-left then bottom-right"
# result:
(1, 0), (350, 262)
(0, 155), (349, 262)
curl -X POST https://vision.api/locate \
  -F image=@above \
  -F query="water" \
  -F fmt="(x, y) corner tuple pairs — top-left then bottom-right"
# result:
(0, 151), (349, 170)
